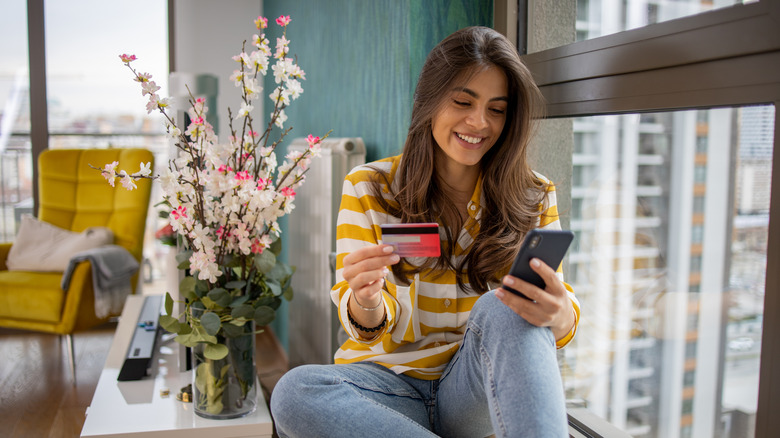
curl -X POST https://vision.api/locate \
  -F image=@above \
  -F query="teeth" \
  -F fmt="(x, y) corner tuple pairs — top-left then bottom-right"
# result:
(457, 133), (482, 144)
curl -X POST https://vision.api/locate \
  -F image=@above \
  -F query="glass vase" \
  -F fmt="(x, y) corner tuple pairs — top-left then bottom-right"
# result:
(191, 318), (257, 419)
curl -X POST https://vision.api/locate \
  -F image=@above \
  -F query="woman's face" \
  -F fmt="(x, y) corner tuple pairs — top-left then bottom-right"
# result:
(431, 65), (508, 173)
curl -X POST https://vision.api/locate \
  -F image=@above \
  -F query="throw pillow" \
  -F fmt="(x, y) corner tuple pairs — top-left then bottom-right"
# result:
(6, 214), (114, 272)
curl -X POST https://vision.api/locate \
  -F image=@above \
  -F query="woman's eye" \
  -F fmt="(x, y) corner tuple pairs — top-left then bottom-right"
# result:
(490, 108), (506, 115)
(453, 99), (470, 106)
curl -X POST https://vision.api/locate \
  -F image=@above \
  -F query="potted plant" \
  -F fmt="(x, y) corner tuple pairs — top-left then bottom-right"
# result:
(100, 14), (327, 418)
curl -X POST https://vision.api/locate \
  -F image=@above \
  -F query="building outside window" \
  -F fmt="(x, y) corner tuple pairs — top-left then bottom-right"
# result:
(530, 1), (776, 437)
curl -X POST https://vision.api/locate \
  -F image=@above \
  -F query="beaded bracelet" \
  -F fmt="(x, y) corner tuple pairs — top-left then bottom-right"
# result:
(347, 308), (387, 333)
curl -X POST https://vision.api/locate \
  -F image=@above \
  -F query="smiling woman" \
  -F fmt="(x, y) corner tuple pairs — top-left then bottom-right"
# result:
(269, 26), (578, 438)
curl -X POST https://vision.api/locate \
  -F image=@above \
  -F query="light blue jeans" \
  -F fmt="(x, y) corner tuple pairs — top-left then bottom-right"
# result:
(270, 291), (568, 437)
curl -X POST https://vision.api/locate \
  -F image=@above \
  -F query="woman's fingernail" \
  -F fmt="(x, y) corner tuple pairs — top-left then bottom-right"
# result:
(495, 289), (505, 299)
(383, 245), (394, 253)
(531, 258), (541, 268)
(382, 267), (390, 276)
(390, 254), (400, 263)
(504, 276), (514, 285)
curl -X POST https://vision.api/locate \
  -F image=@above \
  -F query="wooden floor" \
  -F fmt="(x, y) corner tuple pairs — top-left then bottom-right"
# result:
(0, 323), (289, 438)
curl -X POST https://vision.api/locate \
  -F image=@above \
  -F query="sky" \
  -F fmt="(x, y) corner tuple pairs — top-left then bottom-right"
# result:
(1, 0), (169, 119)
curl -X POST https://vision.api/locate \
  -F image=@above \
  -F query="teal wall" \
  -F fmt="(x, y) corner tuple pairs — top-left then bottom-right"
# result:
(263, 0), (493, 162)
(264, 0), (493, 350)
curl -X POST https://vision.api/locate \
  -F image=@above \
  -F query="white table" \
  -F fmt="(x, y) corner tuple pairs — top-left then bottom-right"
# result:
(80, 294), (274, 438)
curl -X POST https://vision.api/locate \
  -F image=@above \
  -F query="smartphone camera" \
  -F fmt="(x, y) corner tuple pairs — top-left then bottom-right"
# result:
(529, 234), (541, 249)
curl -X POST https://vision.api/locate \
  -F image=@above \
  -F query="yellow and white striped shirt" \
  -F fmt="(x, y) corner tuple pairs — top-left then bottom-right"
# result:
(330, 155), (579, 380)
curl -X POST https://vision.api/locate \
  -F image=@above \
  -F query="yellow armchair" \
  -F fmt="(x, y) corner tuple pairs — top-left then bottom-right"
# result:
(0, 148), (153, 380)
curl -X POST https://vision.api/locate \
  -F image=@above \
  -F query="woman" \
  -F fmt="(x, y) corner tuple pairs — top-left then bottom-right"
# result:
(271, 26), (579, 438)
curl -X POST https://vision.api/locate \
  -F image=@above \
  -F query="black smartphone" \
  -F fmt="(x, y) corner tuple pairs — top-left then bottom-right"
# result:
(503, 229), (574, 300)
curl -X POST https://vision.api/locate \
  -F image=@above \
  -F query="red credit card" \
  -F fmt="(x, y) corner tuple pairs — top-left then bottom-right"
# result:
(379, 223), (441, 257)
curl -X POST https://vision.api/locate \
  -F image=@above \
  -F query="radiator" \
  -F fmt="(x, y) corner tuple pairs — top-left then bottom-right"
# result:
(287, 137), (366, 367)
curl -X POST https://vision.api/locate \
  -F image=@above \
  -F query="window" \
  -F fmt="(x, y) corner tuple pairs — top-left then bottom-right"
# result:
(22, 0), (172, 283)
(570, 0), (756, 46)
(44, 0), (168, 142)
(521, 1), (779, 436)
(556, 105), (771, 438)
(0, 0), (32, 241)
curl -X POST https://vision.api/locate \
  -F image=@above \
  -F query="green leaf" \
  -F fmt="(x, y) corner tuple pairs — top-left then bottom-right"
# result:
(204, 343), (229, 360)
(231, 304), (255, 320)
(270, 238), (283, 256)
(194, 278), (210, 297)
(282, 285), (294, 301)
(192, 324), (218, 345)
(221, 322), (246, 338)
(159, 314), (182, 334)
(254, 306), (275, 326)
(254, 250), (276, 274)
(200, 311), (221, 336)
(179, 276), (197, 297)
(207, 288), (232, 308)
(266, 261), (287, 282)
(230, 294), (250, 307)
(175, 250), (192, 265)
(267, 279), (282, 296)
(221, 253), (237, 268)
(220, 364), (231, 379)
(164, 292), (174, 316)
(200, 295), (217, 310)
(174, 333), (199, 348)
(224, 280), (247, 290)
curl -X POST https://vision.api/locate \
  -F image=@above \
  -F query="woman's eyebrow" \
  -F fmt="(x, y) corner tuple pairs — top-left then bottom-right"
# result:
(452, 86), (509, 102)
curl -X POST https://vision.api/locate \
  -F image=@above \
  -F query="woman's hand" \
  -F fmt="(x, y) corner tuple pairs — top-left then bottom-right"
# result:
(342, 244), (400, 337)
(496, 258), (575, 342)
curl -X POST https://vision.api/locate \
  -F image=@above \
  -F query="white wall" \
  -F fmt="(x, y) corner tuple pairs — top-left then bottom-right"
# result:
(173, 0), (263, 138)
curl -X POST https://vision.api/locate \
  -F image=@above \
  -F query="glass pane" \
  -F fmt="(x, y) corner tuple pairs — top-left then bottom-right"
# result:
(0, 0), (32, 241)
(44, 0), (172, 292)
(576, 0), (757, 42)
(562, 105), (773, 438)
(44, 0), (168, 135)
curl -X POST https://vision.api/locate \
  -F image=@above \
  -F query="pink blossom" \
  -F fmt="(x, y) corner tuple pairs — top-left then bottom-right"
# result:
(257, 177), (271, 190)
(218, 164), (233, 173)
(276, 15), (291, 26)
(171, 205), (187, 220)
(281, 186), (296, 198)
(119, 54), (137, 63)
(306, 134), (321, 147)
(217, 226), (231, 239)
(102, 161), (119, 187)
(251, 238), (265, 254)
(235, 171), (251, 181)
(119, 171), (137, 191)
(255, 16), (268, 30)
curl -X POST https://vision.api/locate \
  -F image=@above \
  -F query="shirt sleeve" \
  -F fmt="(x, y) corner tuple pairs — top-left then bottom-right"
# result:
(537, 180), (580, 349)
(329, 168), (399, 345)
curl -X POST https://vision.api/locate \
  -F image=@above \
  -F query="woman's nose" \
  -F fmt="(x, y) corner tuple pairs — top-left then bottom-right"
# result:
(466, 108), (488, 130)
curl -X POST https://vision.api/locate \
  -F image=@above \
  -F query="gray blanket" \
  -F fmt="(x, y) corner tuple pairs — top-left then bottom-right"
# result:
(61, 245), (140, 318)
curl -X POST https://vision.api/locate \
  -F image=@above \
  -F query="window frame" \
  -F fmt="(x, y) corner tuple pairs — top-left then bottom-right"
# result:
(516, 1), (780, 436)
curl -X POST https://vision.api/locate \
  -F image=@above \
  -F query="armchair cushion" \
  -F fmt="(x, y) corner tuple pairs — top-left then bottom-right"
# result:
(6, 214), (113, 272)
(0, 270), (66, 323)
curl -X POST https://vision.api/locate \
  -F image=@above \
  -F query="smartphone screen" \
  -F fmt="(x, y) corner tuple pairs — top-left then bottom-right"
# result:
(503, 229), (574, 300)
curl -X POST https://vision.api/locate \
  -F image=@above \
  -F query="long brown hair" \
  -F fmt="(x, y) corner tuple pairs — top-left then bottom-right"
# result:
(372, 26), (548, 293)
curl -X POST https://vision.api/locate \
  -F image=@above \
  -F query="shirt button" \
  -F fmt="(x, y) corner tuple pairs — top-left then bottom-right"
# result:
(470, 205), (476, 211)
(434, 342), (442, 348)
(444, 299), (451, 307)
